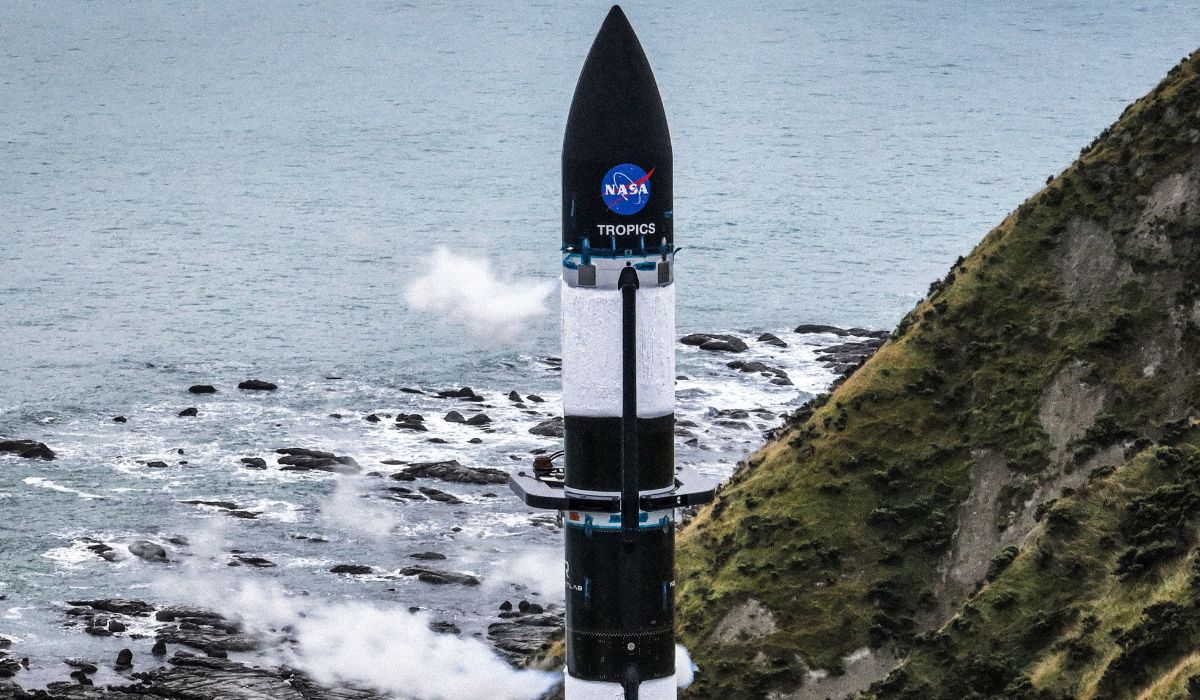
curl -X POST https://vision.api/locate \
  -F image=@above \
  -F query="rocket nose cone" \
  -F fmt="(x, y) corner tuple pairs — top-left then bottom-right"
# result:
(564, 5), (671, 159)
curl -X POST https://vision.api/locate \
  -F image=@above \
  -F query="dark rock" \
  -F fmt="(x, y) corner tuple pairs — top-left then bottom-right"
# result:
(410, 551), (446, 561)
(364, 413), (381, 423)
(400, 387), (425, 394)
(112, 416), (127, 423)
(187, 385), (217, 395)
(757, 332), (788, 347)
(239, 457), (267, 469)
(180, 499), (241, 510)
(680, 333), (748, 352)
(499, 600), (513, 612)
(394, 421), (428, 432)
(771, 377), (794, 386)
(237, 380), (277, 391)
(151, 641), (167, 656)
(436, 387), (478, 399)
(66, 599), (155, 616)
(529, 417), (565, 438)
(128, 541), (168, 563)
(234, 555), (276, 568)
(178, 407), (198, 417)
(418, 487), (463, 504)
(330, 564), (373, 575)
(145, 461), (170, 469)
(526, 394), (545, 403)
(0, 440), (55, 461)
(466, 413), (492, 426)
(487, 615), (564, 663)
(468, 437), (483, 444)
(426, 437), (448, 444)
(85, 626), (113, 637)
(399, 460), (507, 485)
(64, 659), (98, 673)
(845, 327), (892, 339)
(277, 449), (359, 473)
(153, 605), (225, 623)
(794, 323), (850, 335)
(429, 621), (461, 635)
(397, 413), (424, 423)
(399, 566), (479, 586)
(107, 620), (126, 633)
(114, 648), (133, 670)
(389, 472), (416, 482)
(507, 390), (522, 402)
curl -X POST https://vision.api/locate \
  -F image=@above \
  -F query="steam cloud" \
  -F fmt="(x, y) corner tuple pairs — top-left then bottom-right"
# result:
(404, 248), (554, 342)
(156, 529), (557, 700)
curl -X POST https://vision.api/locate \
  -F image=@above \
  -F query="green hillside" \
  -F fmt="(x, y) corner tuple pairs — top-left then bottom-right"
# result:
(677, 49), (1200, 699)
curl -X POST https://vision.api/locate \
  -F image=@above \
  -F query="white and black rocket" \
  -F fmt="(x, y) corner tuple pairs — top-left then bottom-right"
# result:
(510, 6), (714, 699)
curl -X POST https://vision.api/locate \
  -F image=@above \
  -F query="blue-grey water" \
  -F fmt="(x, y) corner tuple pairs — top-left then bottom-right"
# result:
(1, 1), (1197, 696)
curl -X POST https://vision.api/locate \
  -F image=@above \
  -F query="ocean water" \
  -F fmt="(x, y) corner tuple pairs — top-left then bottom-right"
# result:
(1, 1), (1197, 695)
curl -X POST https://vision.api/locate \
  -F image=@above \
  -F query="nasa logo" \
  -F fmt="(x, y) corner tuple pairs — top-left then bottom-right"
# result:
(601, 163), (654, 215)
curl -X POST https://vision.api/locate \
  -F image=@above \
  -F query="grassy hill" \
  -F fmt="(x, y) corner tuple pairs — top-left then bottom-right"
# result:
(676, 49), (1200, 699)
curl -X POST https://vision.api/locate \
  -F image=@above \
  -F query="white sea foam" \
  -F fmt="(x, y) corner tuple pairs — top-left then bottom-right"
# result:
(22, 477), (104, 500)
(405, 248), (555, 343)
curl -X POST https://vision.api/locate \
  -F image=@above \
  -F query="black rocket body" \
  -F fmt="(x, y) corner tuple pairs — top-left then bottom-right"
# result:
(510, 6), (712, 699)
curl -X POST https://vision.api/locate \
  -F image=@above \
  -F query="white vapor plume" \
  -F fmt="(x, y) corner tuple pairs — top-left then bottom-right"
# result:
(404, 248), (554, 342)
(155, 529), (557, 700)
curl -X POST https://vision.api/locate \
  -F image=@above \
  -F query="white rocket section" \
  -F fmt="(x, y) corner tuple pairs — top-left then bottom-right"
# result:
(561, 280), (675, 418)
(565, 674), (677, 700)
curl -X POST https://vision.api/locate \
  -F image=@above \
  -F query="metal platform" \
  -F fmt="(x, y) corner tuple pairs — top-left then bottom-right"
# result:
(508, 468), (716, 513)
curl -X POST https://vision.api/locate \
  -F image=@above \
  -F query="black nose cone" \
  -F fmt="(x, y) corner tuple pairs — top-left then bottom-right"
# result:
(563, 5), (673, 253)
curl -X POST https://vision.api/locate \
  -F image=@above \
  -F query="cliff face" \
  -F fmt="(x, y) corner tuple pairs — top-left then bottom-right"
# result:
(677, 50), (1200, 699)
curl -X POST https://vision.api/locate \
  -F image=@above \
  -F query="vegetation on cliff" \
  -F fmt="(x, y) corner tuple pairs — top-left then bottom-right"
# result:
(677, 49), (1200, 699)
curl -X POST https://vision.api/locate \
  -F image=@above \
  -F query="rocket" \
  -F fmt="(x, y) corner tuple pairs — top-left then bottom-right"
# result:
(510, 6), (714, 699)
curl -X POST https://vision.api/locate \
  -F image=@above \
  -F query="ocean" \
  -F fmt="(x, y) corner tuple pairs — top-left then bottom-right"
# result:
(1, 1), (1196, 695)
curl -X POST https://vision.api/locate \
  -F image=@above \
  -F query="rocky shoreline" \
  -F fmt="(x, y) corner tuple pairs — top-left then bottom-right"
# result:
(0, 324), (885, 699)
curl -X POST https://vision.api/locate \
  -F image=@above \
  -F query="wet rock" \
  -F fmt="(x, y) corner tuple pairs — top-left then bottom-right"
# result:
(397, 413), (424, 423)
(507, 390), (522, 402)
(487, 614), (564, 663)
(112, 416), (127, 423)
(465, 413), (492, 426)
(845, 327), (892, 339)
(443, 410), (466, 423)
(399, 460), (507, 485)
(388, 471), (416, 482)
(114, 649), (133, 671)
(400, 387), (425, 394)
(234, 555), (276, 568)
(399, 566), (479, 586)
(178, 407), (198, 417)
(794, 323), (851, 335)
(364, 413), (381, 423)
(188, 385), (217, 395)
(151, 641), (167, 656)
(128, 541), (168, 563)
(426, 437), (448, 444)
(436, 387), (482, 401)
(330, 564), (373, 575)
(499, 600), (513, 612)
(237, 379), (277, 391)
(529, 417), (565, 438)
(418, 486), (463, 504)
(680, 333), (748, 353)
(276, 448), (359, 473)
(757, 332), (788, 347)
(154, 605), (225, 623)
(409, 551), (446, 561)
(429, 621), (461, 635)
(526, 394), (545, 403)
(771, 377), (794, 386)
(239, 457), (267, 469)
(468, 437), (483, 444)
(0, 440), (55, 461)
(145, 460), (170, 468)
(394, 420), (428, 432)
(64, 659), (98, 673)
(181, 499), (241, 510)
(66, 599), (155, 617)
(107, 620), (126, 633)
